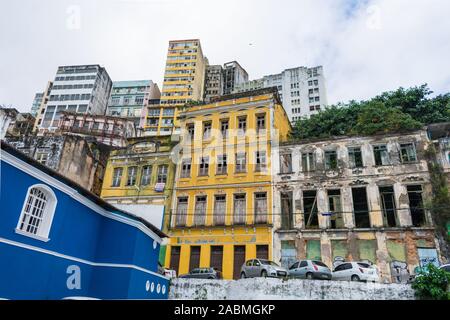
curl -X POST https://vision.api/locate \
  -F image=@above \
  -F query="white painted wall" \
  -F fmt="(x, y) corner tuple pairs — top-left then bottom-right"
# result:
(113, 203), (164, 230)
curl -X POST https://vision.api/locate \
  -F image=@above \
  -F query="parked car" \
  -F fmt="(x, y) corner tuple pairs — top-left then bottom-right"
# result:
(288, 260), (332, 280)
(179, 267), (222, 279)
(439, 264), (450, 273)
(240, 259), (289, 279)
(332, 262), (379, 282)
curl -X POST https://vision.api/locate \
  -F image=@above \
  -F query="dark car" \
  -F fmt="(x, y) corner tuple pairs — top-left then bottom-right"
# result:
(179, 267), (222, 279)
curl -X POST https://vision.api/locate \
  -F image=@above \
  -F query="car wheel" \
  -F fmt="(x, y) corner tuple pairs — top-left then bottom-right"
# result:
(306, 273), (313, 280)
(240, 272), (246, 279)
(261, 270), (268, 278)
(351, 275), (360, 282)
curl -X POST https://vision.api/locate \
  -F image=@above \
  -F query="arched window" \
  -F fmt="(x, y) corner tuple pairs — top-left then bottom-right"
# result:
(16, 184), (57, 241)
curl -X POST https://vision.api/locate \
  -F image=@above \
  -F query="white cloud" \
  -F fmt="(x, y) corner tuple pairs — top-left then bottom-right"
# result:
(0, 0), (449, 112)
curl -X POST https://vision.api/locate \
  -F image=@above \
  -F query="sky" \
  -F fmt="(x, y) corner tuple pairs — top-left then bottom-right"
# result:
(1, 0), (449, 112)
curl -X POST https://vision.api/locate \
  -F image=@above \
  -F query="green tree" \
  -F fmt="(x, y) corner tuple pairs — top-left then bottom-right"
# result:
(412, 264), (450, 300)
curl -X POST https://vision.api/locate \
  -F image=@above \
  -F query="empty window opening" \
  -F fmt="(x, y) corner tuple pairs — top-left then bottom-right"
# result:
(303, 190), (319, 228)
(407, 185), (425, 227)
(328, 189), (344, 228)
(379, 186), (398, 227)
(352, 187), (370, 228)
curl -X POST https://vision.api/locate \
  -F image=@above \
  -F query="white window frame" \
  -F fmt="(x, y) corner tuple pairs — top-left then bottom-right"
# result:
(16, 184), (57, 242)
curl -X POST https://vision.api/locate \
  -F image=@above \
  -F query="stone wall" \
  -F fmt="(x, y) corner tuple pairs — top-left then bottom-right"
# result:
(169, 278), (416, 300)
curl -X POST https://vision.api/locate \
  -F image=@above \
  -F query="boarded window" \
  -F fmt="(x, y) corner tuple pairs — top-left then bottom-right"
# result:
(306, 240), (321, 261)
(408, 185), (425, 226)
(189, 246), (201, 272)
(348, 147), (363, 168)
(352, 187), (370, 228)
(256, 245), (269, 260)
(254, 192), (267, 224)
(170, 246), (181, 276)
(213, 195), (226, 226)
(281, 192), (293, 230)
(194, 196), (207, 226)
(332, 240), (348, 262)
(176, 197), (188, 227)
(210, 246), (223, 271)
(328, 189), (344, 228)
(233, 246), (246, 280)
(233, 194), (246, 225)
(380, 186), (398, 227)
(281, 241), (296, 269)
(358, 240), (377, 264)
(303, 190), (319, 228)
(280, 153), (292, 173)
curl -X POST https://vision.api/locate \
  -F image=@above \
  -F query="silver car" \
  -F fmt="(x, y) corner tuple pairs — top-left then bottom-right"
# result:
(240, 259), (288, 279)
(179, 267), (222, 279)
(288, 260), (332, 280)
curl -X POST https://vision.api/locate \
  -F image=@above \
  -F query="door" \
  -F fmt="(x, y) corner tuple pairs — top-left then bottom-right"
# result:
(233, 246), (246, 280)
(297, 260), (309, 278)
(189, 246), (201, 272)
(170, 246), (181, 276)
(288, 262), (300, 277)
(251, 259), (261, 277)
(210, 246), (223, 272)
(332, 263), (349, 280)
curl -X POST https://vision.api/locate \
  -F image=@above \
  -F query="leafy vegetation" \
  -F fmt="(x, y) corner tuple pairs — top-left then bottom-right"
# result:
(412, 264), (450, 300)
(291, 84), (450, 140)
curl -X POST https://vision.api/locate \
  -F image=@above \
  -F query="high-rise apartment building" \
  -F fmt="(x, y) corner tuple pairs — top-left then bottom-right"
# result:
(32, 81), (53, 132)
(30, 93), (44, 117)
(234, 66), (328, 122)
(204, 64), (224, 102)
(222, 61), (248, 95)
(145, 39), (206, 136)
(107, 80), (160, 129)
(38, 65), (112, 134)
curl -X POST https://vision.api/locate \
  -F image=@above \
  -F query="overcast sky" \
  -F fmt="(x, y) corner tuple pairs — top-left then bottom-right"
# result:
(1, 0), (449, 112)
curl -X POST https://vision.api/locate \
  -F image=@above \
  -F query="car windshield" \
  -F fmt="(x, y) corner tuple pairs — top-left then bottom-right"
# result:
(313, 261), (328, 268)
(260, 260), (279, 266)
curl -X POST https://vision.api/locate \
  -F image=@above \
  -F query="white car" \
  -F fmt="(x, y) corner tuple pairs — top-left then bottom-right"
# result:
(332, 262), (379, 282)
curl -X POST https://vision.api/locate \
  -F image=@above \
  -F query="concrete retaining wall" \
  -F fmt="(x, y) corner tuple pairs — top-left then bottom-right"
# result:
(169, 278), (415, 300)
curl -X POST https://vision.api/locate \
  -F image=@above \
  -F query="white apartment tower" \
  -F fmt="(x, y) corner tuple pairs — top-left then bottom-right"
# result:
(38, 65), (112, 134)
(234, 66), (328, 122)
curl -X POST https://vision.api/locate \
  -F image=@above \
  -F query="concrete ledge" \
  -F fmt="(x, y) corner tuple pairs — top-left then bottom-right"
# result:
(169, 278), (415, 300)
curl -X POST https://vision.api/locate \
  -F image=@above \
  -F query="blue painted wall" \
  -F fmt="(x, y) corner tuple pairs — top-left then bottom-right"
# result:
(0, 158), (168, 300)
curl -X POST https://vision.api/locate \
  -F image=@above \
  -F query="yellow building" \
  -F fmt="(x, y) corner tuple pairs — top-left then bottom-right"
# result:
(165, 87), (291, 279)
(144, 39), (207, 136)
(100, 136), (176, 262)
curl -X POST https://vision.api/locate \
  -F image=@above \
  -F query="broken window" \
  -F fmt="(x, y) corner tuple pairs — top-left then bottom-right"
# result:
(181, 159), (191, 178)
(400, 143), (417, 163)
(235, 153), (246, 173)
(325, 151), (338, 170)
(233, 194), (246, 225)
(127, 167), (137, 186)
(303, 190), (319, 229)
(194, 196), (207, 226)
(379, 186), (398, 227)
(328, 189), (344, 228)
(352, 187), (370, 228)
(255, 151), (266, 172)
(407, 185), (425, 226)
(373, 145), (390, 166)
(198, 157), (209, 176)
(112, 167), (123, 187)
(348, 147), (363, 168)
(301, 152), (316, 172)
(213, 195), (226, 226)
(140, 165), (152, 186)
(175, 197), (188, 227)
(280, 153), (293, 174)
(254, 192), (267, 224)
(216, 155), (227, 175)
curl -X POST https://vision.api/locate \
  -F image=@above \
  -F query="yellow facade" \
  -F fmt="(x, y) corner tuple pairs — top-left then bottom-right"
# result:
(100, 136), (175, 234)
(145, 39), (206, 135)
(165, 88), (291, 279)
